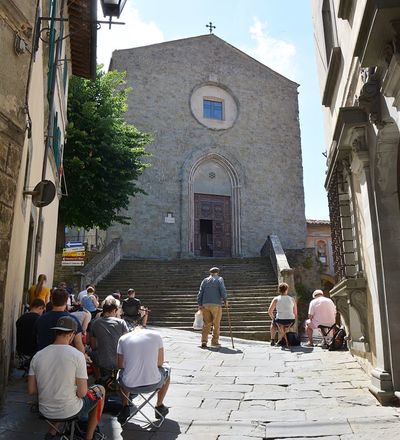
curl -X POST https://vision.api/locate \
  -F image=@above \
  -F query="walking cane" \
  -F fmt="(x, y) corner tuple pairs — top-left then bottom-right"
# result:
(225, 302), (235, 349)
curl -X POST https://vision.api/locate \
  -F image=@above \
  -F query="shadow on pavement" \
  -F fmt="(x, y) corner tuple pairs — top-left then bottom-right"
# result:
(216, 347), (243, 354)
(121, 418), (181, 439)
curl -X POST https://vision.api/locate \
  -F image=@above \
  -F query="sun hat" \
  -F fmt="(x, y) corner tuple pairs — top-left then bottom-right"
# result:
(312, 289), (324, 298)
(209, 267), (220, 273)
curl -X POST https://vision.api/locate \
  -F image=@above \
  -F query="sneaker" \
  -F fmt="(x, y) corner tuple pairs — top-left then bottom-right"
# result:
(211, 343), (221, 349)
(270, 340), (276, 347)
(117, 405), (132, 425)
(155, 404), (169, 419)
(201, 343), (207, 349)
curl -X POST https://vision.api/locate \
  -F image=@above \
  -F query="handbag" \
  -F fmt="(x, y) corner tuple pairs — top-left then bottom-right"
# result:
(193, 310), (203, 330)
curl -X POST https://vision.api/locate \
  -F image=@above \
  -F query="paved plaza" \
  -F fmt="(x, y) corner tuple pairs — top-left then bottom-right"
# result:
(1, 327), (400, 439)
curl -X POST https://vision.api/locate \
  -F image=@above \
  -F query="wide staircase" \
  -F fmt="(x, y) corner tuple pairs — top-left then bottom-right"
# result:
(95, 257), (278, 341)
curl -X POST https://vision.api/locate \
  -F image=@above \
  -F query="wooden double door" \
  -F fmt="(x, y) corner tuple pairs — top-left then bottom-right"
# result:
(194, 193), (232, 257)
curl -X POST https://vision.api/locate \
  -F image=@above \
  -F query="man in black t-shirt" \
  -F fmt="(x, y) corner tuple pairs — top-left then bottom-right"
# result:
(122, 289), (148, 326)
(16, 298), (46, 357)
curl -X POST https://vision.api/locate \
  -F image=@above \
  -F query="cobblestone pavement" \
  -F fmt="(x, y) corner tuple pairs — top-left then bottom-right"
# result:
(1, 327), (400, 439)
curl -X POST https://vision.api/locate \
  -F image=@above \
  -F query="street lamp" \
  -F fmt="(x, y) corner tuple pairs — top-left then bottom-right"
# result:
(99, 0), (127, 19)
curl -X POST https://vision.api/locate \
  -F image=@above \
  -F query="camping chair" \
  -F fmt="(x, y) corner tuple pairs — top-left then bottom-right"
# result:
(39, 412), (79, 440)
(117, 372), (167, 429)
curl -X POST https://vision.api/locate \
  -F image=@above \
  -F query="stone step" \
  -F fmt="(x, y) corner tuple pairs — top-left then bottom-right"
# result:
(95, 256), (277, 341)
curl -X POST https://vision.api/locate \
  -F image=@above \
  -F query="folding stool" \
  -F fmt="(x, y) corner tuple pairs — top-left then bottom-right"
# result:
(39, 413), (79, 440)
(276, 323), (294, 348)
(318, 324), (338, 347)
(118, 372), (167, 429)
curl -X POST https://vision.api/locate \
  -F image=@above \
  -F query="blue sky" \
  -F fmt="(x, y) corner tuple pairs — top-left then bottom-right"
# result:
(97, 0), (329, 219)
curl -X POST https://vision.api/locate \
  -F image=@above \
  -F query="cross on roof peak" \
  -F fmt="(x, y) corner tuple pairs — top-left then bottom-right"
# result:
(206, 22), (216, 34)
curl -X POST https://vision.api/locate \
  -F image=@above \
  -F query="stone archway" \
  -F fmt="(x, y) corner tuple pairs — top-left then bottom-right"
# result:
(187, 153), (241, 257)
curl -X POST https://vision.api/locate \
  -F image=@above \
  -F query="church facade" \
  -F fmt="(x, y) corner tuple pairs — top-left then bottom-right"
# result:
(107, 35), (306, 259)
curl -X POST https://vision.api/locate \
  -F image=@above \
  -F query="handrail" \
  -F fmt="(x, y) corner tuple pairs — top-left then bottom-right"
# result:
(79, 238), (121, 290)
(261, 235), (295, 294)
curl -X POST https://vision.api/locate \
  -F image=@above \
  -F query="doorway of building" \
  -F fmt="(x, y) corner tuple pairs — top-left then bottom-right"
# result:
(194, 193), (231, 257)
(200, 219), (213, 256)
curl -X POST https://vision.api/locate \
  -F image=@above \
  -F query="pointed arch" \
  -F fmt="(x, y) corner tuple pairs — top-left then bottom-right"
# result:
(186, 152), (242, 256)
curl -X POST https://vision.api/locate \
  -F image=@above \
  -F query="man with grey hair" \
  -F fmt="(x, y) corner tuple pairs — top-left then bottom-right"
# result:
(197, 267), (227, 349)
(89, 295), (129, 379)
(305, 289), (336, 346)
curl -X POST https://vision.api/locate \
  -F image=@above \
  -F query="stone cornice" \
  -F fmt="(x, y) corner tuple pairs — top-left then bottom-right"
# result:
(354, 0), (400, 67)
(325, 107), (368, 188)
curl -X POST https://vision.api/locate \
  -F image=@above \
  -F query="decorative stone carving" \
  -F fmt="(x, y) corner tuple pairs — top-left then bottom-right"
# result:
(335, 296), (349, 331)
(349, 289), (369, 342)
(358, 67), (384, 129)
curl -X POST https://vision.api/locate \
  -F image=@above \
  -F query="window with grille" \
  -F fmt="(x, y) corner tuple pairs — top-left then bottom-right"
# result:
(203, 99), (223, 120)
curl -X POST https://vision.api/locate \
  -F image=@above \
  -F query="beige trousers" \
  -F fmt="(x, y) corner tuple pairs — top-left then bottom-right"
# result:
(201, 305), (222, 346)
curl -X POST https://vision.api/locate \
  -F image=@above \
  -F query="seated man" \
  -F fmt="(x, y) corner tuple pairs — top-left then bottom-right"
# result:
(35, 288), (86, 355)
(122, 288), (148, 327)
(16, 298), (46, 365)
(117, 326), (170, 424)
(28, 316), (105, 440)
(90, 295), (129, 379)
(305, 289), (337, 346)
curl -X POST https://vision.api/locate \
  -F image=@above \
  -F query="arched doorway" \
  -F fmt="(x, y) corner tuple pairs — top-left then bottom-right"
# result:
(188, 153), (241, 257)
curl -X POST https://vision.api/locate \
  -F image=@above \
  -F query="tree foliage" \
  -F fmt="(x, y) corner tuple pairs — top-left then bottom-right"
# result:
(59, 68), (151, 229)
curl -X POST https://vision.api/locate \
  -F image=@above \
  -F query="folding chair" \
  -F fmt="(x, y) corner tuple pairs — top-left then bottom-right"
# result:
(117, 373), (167, 429)
(39, 412), (79, 440)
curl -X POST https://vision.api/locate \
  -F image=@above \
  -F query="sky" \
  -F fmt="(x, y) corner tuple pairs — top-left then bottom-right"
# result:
(97, 0), (329, 220)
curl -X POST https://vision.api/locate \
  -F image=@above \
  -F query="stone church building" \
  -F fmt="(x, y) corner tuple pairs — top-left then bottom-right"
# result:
(107, 35), (306, 259)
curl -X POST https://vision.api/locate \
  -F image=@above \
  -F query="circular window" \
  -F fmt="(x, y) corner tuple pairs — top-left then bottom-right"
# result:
(190, 83), (238, 130)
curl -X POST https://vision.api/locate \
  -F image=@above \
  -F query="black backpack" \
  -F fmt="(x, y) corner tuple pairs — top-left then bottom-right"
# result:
(328, 327), (346, 351)
(278, 332), (301, 347)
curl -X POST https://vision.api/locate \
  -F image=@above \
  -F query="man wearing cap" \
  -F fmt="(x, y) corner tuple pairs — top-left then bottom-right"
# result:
(197, 267), (227, 349)
(305, 289), (337, 346)
(28, 316), (105, 440)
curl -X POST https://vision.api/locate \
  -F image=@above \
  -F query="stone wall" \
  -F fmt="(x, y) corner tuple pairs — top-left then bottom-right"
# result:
(0, 0), (35, 399)
(107, 35), (306, 259)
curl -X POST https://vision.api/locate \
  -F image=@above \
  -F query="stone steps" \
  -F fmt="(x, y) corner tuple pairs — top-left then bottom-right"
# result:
(95, 257), (277, 341)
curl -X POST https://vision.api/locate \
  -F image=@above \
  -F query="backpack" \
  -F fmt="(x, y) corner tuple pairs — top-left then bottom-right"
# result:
(278, 332), (301, 347)
(328, 327), (346, 351)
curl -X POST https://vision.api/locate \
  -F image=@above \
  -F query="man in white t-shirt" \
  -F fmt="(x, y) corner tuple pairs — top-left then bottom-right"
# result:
(116, 326), (171, 425)
(28, 316), (105, 440)
(305, 289), (337, 346)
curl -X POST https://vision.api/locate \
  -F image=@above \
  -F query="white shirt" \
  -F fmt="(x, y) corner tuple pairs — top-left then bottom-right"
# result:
(309, 296), (336, 326)
(29, 344), (87, 419)
(275, 295), (295, 320)
(77, 289), (87, 303)
(117, 328), (163, 388)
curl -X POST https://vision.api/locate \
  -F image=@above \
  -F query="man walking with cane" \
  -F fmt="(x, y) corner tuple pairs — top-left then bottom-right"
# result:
(197, 267), (227, 349)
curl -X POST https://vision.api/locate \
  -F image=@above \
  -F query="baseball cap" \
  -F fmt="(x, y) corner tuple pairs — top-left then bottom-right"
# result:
(51, 316), (78, 332)
(209, 267), (220, 273)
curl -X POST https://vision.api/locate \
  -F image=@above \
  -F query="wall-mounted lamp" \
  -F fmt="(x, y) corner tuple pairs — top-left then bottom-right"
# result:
(99, 0), (127, 28)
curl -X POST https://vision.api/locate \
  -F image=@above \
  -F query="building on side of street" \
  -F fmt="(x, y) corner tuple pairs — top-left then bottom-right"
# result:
(0, 0), (96, 398)
(311, 0), (400, 404)
(107, 35), (307, 259)
(306, 219), (335, 292)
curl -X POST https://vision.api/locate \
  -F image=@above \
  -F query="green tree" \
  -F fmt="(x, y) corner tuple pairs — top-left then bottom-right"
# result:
(59, 68), (151, 231)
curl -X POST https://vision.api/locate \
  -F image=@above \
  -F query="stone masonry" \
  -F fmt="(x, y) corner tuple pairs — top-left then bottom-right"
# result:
(107, 35), (306, 259)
